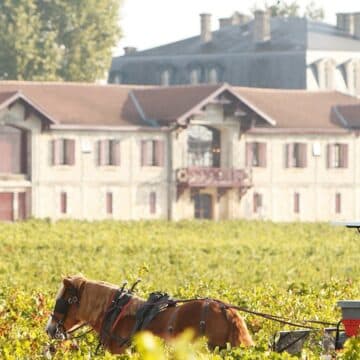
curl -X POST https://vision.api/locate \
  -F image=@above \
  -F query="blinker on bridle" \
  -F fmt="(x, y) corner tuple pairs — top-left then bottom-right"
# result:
(51, 286), (79, 338)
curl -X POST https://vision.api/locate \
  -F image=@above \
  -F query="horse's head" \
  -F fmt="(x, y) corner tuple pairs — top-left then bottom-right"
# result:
(46, 275), (86, 339)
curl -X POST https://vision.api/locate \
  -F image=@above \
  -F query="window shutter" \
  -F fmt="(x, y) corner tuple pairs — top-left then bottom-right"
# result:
(60, 192), (67, 214)
(259, 143), (267, 167)
(98, 140), (107, 166)
(327, 144), (333, 168)
(106, 192), (113, 214)
(111, 140), (121, 166)
(150, 192), (156, 214)
(253, 193), (262, 213)
(340, 144), (348, 168)
(299, 143), (307, 168)
(52, 139), (61, 166)
(335, 193), (341, 214)
(245, 142), (253, 167)
(155, 140), (165, 166)
(141, 140), (147, 166)
(65, 139), (75, 166)
(285, 144), (293, 168)
(294, 192), (300, 213)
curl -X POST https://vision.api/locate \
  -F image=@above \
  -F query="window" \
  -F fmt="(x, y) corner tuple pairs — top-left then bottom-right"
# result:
(246, 142), (267, 167)
(60, 192), (67, 214)
(335, 193), (341, 214)
(294, 192), (300, 213)
(52, 139), (75, 166)
(285, 143), (307, 168)
(98, 140), (121, 166)
(141, 140), (164, 166)
(208, 68), (218, 84)
(149, 192), (156, 214)
(189, 68), (201, 84)
(160, 70), (170, 86)
(106, 192), (113, 215)
(0, 125), (27, 174)
(327, 144), (348, 168)
(253, 192), (262, 213)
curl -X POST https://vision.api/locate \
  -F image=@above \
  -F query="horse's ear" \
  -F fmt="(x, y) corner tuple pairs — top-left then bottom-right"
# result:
(63, 277), (73, 288)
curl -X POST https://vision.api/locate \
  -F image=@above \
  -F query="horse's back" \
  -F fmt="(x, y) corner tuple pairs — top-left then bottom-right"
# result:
(145, 300), (253, 348)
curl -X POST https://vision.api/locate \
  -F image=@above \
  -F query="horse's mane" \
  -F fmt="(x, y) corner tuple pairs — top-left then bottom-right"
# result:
(67, 275), (146, 324)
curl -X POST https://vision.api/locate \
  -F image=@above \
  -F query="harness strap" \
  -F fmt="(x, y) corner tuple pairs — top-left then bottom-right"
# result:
(199, 300), (210, 336)
(167, 306), (179, 335)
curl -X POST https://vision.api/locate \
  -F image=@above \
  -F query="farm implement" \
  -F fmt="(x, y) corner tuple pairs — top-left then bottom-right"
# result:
(271, 222), (360, 355)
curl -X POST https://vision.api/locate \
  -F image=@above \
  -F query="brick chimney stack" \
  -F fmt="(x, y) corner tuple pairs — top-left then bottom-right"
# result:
(336, 13), (354, 35)
(219, 12), (249, 29)
(254, 10), (270, 43)
(124, 47), (137, 55)
(200, 13), (212, 43)
(354, 13), (360, 38)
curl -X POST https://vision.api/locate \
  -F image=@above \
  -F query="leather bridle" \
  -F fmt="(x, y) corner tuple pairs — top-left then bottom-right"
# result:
(51, 286), (79, 339)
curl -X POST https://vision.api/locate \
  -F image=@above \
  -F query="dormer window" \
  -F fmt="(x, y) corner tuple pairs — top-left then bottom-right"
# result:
(189, 68), (202, 84)
(160, 67), (175, 86)
(315, 59), (336, 89)
(344, 59), (360, 95)
(208, 68), (218, 84)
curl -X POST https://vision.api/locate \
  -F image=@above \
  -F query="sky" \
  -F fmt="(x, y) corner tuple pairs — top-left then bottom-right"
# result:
(114, 0), (360, 56)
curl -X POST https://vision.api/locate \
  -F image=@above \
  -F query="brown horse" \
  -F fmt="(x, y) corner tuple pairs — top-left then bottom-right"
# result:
(46, 275), (254, 354)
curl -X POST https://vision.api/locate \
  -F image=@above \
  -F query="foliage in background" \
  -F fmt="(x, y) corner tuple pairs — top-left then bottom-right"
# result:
(252, 0), (325, 20)
(0, 0), (122, 82)
(0, 220), (359, 358)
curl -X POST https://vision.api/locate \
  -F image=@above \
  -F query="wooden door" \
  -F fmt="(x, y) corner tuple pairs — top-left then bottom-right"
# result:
(0, 193), (13, 221)
(194, 193), (213, 219)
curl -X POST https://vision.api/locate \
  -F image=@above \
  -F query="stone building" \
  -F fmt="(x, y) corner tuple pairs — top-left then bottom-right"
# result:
(109, 11), (360, 96)
(1, 81), (360, 222)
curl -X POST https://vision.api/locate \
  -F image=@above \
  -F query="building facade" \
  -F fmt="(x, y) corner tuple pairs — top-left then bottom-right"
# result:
(1, 81), (360, 222)
(109, 11), (360, 96)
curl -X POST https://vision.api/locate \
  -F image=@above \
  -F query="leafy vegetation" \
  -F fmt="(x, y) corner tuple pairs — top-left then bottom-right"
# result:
(0, 0), (122, 81)
(0, 220), (359, 359)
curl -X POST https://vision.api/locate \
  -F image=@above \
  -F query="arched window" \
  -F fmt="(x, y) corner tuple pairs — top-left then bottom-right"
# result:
(0, 125), (27, 174)
(187, 125), (220, 167)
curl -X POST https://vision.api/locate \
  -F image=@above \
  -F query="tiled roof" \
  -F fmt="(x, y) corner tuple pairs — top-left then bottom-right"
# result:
(132, 84), (222, 124)
(234, 87), (360, 129)
(0, 91), (18, 108)
(1, 81), (360, 131)
(0, 82), (151, 127)
(335, 104), (360, 128)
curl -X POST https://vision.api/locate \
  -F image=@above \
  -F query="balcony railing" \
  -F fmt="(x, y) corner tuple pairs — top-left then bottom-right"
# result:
(176, 167), (252, 188)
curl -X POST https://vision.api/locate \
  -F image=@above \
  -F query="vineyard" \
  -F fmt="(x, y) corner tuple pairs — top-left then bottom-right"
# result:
(0, 220), (360, 359)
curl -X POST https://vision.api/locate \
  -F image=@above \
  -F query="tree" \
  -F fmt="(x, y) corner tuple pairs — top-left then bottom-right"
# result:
(251, 0), (325, 21)
(0, 0), (122, 82)
(304, 1), (325, 21)
(0, 0), (60, 80)
(37, 0), (122, 82)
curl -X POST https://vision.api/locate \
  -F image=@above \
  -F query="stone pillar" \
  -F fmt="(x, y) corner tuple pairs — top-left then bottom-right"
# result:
(200, 13), (212, 43)
(254, 10), (270, 43)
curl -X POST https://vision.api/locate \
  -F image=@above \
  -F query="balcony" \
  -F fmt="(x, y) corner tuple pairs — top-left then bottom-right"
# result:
(176, 167), (252, 188)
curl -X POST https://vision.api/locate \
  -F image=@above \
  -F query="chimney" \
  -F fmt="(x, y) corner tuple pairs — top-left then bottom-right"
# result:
(219, 12), (249, 29)
(354, 13), (360, 38)
(124, 47), (137, 55)
(336, 13), (354, 35)
(200, 13), (212, 43)
(254, 10), (270, 43)
(219, 18), (232, 29)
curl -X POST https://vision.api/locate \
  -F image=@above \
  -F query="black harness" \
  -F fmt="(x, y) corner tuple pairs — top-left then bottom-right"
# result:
(51, 286), (79, 339)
